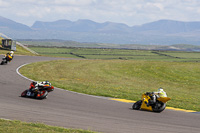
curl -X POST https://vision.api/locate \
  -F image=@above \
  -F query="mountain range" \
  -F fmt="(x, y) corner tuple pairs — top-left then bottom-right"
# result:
(0, 16), (200, 45)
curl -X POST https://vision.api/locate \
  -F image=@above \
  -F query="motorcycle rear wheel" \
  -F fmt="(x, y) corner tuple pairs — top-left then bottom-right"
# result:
(152, 101), (166, 113)
(36, 90), (48, 99)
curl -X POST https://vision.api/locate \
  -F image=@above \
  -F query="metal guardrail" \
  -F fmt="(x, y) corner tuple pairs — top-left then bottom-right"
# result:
(0, 33), (11, 39)
(16, 42), (39, 55)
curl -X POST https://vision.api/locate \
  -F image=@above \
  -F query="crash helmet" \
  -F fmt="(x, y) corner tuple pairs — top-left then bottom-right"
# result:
(158, 87), (164, 92)
(44, 81), (51, 85)
(158, 87), (167, 97)
(33, 81), (38, 85)
(10, 51), (14, 54)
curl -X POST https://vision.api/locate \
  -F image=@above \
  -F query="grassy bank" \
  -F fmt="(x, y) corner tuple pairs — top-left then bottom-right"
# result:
(0, 119), (96, 133)
(0, 45), (35, 55)
(19, 60), (200, 111)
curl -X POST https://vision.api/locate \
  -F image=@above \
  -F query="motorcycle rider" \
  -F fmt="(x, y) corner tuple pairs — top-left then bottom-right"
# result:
(147, 88), (167, 106)
(30, 81), (51, 92)
(4, 51), (14, 63)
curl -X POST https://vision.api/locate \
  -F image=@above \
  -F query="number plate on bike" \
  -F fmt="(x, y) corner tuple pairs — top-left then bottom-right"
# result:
(26, 91), (32, 96)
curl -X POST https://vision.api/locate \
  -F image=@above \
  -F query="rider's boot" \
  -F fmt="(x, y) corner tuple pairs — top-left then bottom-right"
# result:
(146, 100), (154, 107)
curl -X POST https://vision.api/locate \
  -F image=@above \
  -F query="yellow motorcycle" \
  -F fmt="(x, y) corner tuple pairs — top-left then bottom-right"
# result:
(132, 92), (171, 113)
(1, 53), (13, 65)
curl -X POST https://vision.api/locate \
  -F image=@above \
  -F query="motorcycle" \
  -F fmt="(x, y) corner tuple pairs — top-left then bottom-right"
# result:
(1, 54), (13, 65)
(21, 82), (54, 99)
(132, 92), (171, 113)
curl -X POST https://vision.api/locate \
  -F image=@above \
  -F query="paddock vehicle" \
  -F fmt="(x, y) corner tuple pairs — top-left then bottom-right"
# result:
(132, 92), (171, 113)
(21, 82), (54, 99)
(1, 54), (13, 65)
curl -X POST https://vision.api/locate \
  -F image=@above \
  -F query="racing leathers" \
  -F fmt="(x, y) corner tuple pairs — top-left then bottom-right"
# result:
(29, 81), (51, 92)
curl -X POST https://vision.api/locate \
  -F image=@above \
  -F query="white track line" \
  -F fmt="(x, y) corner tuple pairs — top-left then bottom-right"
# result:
(16, 63), (110, 100)
(16, 63), (34, 82)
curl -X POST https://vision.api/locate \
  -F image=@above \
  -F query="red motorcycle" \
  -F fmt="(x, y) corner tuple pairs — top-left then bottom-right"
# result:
(21, 82), (54, 99)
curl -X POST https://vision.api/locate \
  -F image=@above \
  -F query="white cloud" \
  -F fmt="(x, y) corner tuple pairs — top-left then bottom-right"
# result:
(1, 0), (200, 26)
(0, 0), (10, 7)
(54, 0), (95, 6)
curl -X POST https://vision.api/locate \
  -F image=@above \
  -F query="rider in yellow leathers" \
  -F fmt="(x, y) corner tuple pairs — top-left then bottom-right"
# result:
(147, 88), (167, 106)
(5, 51), (14, 62)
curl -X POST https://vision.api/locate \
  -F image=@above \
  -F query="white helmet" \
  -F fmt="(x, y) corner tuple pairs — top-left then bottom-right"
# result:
(158, 88), (163, 92)
(10, 51), (14, 54)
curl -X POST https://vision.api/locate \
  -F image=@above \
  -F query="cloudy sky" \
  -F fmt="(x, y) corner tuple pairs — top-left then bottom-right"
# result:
(0, 0), (200, 26)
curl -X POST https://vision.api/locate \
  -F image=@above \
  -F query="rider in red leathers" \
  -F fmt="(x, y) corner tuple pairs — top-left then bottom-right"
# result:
(29, 81), (51, 92)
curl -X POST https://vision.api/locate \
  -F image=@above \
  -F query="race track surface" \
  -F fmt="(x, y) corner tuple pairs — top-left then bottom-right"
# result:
(0, 55), (200, 133)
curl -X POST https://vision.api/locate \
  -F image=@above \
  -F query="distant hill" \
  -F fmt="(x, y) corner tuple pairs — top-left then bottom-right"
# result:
(32, 19), (200, 34)
(0, 16), (32, 31)
(132, 19), (200, 34)
(1, 16), (200, 45)
(32, 19), (131, 33)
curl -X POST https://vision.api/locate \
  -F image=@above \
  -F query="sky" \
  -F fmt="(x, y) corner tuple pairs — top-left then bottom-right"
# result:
(0, 0), (200, 26)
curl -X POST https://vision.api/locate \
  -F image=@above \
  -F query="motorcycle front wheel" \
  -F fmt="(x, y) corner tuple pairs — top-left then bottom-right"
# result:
(1, 61), (5, 65)
(132, 100), (142, 110)
(21, 90), (28, 97)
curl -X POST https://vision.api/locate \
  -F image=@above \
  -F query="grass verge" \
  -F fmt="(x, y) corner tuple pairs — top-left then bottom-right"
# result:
(0, 45), (36, 56)
(19, 60), (200, 111)
(0, 119), (96, 133)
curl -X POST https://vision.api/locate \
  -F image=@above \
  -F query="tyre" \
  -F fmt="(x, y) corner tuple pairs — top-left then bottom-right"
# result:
(21, 90), (28, 97)
(36, 90), (48, 99)
(152, 101), (166, 113)
(132, 100), (142, 110)
(1, 60), (7, 65)
(1, 61), (4, 65)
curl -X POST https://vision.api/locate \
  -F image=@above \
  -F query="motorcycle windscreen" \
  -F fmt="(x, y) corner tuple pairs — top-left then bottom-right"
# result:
(157, 97), (171, 103)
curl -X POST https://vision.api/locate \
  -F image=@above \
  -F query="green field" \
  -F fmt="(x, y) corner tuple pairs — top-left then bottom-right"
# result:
(29, 46), (200, 61)
(0, 119), (96, 133)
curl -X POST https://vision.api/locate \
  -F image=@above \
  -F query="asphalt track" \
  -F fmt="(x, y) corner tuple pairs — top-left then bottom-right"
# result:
(0, 55), (200, 133)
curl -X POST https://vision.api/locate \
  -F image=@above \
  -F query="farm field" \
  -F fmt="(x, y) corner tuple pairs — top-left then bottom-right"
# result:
(20, 47), (200, 111)
(29, 46), (200, 62)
